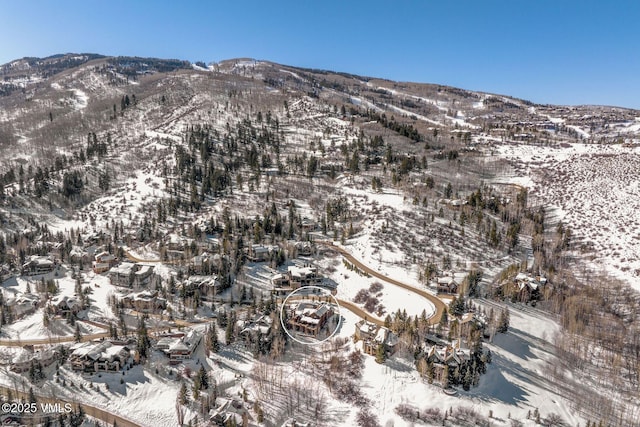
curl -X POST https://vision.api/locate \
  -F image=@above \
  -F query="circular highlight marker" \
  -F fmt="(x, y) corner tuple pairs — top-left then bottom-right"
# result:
(279, 286), (342, 345)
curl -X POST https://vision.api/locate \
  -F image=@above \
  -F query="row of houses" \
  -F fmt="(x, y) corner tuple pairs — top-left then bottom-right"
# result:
(246, 240), (314, 263)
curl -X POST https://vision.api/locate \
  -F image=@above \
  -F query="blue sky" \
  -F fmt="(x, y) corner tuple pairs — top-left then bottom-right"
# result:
(1, 1), (638, 108)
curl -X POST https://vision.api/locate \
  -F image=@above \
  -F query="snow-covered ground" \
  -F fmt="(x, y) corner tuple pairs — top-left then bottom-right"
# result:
(494, 142), (640, 289)
(351, 301), (584, 427)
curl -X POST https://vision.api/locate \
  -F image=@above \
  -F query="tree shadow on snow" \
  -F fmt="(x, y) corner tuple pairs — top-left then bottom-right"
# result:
(466, 353), (530, 406)
(491, 328), (536, 361)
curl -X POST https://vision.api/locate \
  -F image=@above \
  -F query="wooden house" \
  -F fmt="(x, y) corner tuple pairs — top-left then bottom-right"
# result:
(69, 341), (131, 373)
(93, 251), (117, 274)
(287, 302), (334, 337)
(21, 256), (55, 276)
(436, 276), (459, 294)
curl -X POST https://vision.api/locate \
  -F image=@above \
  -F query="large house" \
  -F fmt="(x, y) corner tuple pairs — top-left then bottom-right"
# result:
(190, 252), (221, 274)
(156, 329), (202, 364)
(435, 276), (459, 294)
(287, 302), (334, 337)
(246, 244), (278, 262)
(270, 264), (323, 295)
(354, 320), (399, 357)
(238, 314), (273, 343)
(119, 290), (166, 312)
(1, 265), (14, 282)
(21, 256), (55, 276)
(8, 293), (40, 318)
(68, 341), (132, 373)
(294, 241), (313, 256)
(300, 217), (317, 233)
(182, 275), (221, 300)
(424, 344), (471, 386)
(209, 398), (252, 427)
(11, 346), (59, 373)
(109, 262), (157, 288)
(49, 295), (83, 316)
(512, 272), (546, 302)
(92, 251), (117, 274)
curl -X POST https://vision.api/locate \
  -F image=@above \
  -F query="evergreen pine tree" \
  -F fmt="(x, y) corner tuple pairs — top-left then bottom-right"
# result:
(74, 323), (82, 342)
(225, 313), (235, 344)
(178, 382), (188, 405)
(196, 365), (209, 390)
(208, 323), (220, 353)
(497, 307), (510, 333)
(375, 343), (386, 364)
(136, 317), (150, 359)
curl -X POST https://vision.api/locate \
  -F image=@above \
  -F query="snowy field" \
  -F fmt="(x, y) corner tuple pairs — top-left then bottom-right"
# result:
(495, 142), (640, 289)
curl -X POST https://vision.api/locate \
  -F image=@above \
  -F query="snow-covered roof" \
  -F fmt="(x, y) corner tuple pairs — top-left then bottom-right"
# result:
(168, 329), (202, 353)
(169, 341), (189, 351)
(288, 265), (316, 278)
(185, 275), (218, 286)
(12, 293), (39, 304)
(110, 262), (136, 275)
(135, 265), (153, 276)
(514, 272), (541, 290)
(51, 295), (81, 308)
(358, 320), (377, 335)
(299, 315), (320, 325)
(23, 256), (54, 267)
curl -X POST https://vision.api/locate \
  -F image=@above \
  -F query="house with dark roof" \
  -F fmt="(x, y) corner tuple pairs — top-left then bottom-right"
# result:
(435, 276), (459, 294)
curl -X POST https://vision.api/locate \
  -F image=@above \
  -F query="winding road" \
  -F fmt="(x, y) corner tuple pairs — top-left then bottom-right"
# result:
(0, 243), (448, 426)
(317, 241), (446, 325)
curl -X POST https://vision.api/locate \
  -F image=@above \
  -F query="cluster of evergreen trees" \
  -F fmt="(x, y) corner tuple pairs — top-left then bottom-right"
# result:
(363, 110), (423, 142)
